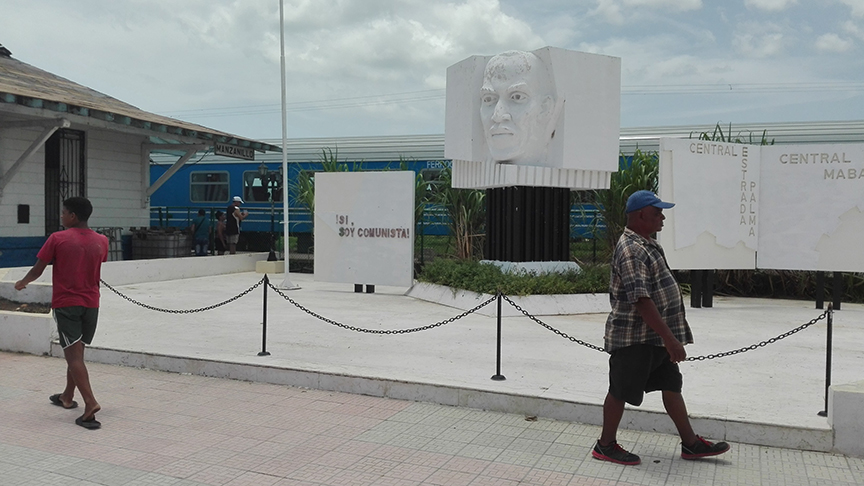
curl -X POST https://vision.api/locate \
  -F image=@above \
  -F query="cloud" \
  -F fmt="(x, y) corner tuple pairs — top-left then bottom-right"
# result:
(591, 0), (702, 24)
(815, 33), (853, 52)
(843, 20), (864, 41)
(744, 0), (797, 11)
(1, 0), (543, 111)
(732, 22), (788, 58)
(837, 0), (864, 17)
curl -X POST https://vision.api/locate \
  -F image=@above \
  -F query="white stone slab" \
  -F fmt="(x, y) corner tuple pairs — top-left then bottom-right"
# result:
(658, 138), (758, 270)
(314, 171), (415, 287)
(829, 380), (864, 458)
(0, 311), (54, 355)
(758, 144), (864, 271)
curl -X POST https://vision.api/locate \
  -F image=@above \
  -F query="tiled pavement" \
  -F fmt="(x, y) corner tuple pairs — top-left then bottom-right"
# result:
(2, 352), (863, 486)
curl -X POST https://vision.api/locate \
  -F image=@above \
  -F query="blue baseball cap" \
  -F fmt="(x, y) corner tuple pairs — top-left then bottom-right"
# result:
(626, 190), (675, 213)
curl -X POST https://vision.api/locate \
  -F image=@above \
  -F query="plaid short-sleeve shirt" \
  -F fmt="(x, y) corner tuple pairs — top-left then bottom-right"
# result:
(604, 228), (693, 352)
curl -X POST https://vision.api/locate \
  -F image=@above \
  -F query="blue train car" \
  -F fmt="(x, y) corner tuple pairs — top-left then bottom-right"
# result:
(148, 158), (451, 234)
(148, 134), (605, 249)
(148, 135), (455, 252)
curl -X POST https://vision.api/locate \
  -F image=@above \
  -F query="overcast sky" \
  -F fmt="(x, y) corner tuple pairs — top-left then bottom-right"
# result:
(3, 0), (864, 141)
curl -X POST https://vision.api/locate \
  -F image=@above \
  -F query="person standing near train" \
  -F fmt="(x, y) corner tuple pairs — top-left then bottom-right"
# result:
(214, 211), (227, 255)
(225, 196), (248, 254)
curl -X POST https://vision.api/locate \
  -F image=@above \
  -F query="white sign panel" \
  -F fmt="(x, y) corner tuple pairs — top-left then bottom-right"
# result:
(314, 171), (415, 287)
(758, 144), (864, 271)
(658, 138), (759, 270)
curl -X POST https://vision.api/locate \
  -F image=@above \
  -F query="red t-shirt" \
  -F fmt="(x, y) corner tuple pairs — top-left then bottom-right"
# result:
(37, 228), (109, 308)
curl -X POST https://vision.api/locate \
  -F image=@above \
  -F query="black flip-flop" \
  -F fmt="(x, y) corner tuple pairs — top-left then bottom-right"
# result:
(49, 394), (78, 409)
(75, 415), (101, 430)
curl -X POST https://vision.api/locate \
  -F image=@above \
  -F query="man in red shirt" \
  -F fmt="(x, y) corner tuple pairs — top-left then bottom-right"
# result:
(16, 197), (109, 429)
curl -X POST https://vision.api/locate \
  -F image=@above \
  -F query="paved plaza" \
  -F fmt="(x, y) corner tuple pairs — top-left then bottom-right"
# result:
(2, 268), (864, 485)
(2, 352), (864, 486)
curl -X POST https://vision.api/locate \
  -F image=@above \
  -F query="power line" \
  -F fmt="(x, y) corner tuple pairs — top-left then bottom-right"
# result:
(160, 82), (864, 119)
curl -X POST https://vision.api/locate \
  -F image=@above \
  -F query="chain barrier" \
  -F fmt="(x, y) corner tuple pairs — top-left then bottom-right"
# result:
(683, 310), (829, 361)
(267, 280), (496, 334)
(501, 293), (831, 361)
(100, 277), (265, 314)
(500, 294), (607, 352)
(102, 274), (831, 361)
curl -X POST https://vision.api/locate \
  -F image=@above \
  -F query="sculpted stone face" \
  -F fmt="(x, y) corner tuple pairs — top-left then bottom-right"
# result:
(480, 51), (558, 165)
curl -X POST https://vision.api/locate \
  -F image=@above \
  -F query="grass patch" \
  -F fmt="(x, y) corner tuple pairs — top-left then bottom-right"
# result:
(417, 258), (609, 296)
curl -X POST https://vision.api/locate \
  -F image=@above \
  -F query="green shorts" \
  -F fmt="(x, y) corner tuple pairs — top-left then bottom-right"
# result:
(54, 307), (99, 349)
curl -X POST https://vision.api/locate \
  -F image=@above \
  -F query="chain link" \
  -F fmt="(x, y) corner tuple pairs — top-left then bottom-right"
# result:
(501, 294), (831, 361)
(267, 281), (496, 333)
(501, 294), (607, 352)
(100, 277), (265, 314)
(684, 310), (828, 361)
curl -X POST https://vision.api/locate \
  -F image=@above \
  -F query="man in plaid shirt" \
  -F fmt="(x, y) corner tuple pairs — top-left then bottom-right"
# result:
(591, 190), (730, 466)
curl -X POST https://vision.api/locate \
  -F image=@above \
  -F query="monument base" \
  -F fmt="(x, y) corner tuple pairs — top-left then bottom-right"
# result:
(485, 186), (570, 262)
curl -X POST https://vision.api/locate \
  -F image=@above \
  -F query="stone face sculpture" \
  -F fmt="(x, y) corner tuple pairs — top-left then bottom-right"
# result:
(479, 51), (561, 166)
(445, 46), (621, 189)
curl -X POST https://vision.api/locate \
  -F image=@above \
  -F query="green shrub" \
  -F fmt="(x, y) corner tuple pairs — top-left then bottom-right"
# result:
(417, 258), (610, 296)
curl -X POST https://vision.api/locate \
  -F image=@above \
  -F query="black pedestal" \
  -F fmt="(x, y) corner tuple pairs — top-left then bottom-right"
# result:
(485, 186), (570, 262)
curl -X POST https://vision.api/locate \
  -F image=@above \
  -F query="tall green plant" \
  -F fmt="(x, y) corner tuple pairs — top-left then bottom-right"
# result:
(431, 167), (486, 260)
(288, 147), (356, 214)
(593, 149), (659, 250)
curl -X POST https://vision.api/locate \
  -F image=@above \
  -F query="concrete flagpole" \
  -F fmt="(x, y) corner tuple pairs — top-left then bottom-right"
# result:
(278, 0), (298, 289)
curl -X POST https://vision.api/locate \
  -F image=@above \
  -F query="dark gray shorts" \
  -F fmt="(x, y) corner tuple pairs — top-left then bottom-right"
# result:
(54, 307), (99, 349)
(608, 344), (682, 406)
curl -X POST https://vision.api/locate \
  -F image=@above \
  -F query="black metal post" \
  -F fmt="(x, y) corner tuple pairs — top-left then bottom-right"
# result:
(818, 303), (833, 417)
(815, 271), (825, 309)
(258, 275), (271, 356)
(267, 179), (278, 261)
(833, 272), (843, 311)
(702, 270), (714, 308)
(491, 293), (506, 381)
(690, 270), (703, 308)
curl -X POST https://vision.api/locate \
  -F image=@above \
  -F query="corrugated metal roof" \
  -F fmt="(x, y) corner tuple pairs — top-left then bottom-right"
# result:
(154, 123), (864, 166)
(0, 50), (280, 153)
(618, 120), (864, 153)
(258, 121), (864, 163)
(262, 134), (447, 163)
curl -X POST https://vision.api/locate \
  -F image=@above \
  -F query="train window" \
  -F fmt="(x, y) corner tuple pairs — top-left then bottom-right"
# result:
(190, 172), (229, 203)
(242, 171), (283, 203)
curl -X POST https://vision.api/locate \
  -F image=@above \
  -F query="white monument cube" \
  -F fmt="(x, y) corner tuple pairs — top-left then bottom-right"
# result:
(445, 47), (621, 189)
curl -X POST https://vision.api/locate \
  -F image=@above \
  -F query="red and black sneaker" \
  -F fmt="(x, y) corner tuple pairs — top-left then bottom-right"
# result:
(592, 440), (641, 465)
(681, 436), (730, 460)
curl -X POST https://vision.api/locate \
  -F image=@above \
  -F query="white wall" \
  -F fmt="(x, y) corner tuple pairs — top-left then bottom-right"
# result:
(86, 128), (149, 228)
(0, 121), (149, 238)
(0, 124), (49, 237)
